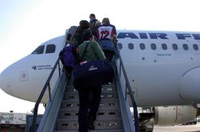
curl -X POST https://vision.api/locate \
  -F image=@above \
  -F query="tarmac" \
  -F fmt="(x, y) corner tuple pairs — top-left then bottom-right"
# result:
(153, 122), (200, 132)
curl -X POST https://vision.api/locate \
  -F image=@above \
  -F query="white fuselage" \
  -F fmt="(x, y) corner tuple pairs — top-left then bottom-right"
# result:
(1, 30), (200, 107)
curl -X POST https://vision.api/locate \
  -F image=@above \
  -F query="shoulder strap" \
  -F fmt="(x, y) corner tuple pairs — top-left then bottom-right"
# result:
(80, 42), (90, 61)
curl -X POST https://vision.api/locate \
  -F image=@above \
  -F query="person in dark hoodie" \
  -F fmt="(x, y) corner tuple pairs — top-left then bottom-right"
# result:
(73, 20), (90, 48)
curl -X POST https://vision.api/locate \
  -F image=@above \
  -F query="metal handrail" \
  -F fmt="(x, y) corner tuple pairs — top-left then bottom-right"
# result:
(116, 49), (140, 132)
(30, 48), (139, 131)
(31, 58), (62, 132)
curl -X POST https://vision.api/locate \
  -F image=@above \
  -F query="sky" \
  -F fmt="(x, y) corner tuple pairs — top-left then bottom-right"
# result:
(1, 0), (200, 114)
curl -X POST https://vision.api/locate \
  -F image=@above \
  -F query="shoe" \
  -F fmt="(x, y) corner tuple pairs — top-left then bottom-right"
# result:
(88, 116), (94, 130)
(88, 120), (94, 130)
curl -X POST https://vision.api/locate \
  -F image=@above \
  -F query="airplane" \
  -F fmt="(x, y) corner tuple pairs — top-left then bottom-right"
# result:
(1, 30), (200, 131)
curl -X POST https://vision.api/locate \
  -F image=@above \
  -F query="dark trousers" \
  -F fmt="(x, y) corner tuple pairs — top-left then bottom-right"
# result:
(64, 66), (72, 81)
(78, 85), (102, 132)
(103, 50), (115, 62)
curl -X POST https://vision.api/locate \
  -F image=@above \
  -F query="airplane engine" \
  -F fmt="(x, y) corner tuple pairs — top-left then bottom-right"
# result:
(180, 67), (200, 103)
(154, 106), (199, 125)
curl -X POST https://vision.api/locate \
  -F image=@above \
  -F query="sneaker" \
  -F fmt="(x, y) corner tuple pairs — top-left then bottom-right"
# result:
(88, 116), (94, 130)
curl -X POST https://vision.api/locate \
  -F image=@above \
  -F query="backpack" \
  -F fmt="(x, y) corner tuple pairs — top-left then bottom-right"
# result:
(59, 45), (76, 67)
(65, 26), (78, 44)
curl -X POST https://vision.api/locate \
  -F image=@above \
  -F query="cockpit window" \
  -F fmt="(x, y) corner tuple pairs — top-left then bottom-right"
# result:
(31, 45), (45, 54)
(46, 44), (56, 53)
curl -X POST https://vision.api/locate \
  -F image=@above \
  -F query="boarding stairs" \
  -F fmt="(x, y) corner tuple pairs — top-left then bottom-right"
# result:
(30, 49), (139, 132)
(55, 83), (122, 132)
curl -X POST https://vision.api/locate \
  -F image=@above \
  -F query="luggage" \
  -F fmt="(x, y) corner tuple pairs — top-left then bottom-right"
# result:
(59, 44), (76, 68)
(72, 59), (114, 88)
(72, 42), (114, 88)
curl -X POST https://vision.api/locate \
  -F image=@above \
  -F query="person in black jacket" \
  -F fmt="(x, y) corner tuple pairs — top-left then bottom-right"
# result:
(73, 20), (90, 48)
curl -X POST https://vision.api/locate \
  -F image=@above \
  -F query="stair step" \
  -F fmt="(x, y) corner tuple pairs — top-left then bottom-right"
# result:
(54, 84), (125, 131)
(55, 118), (122, 130)
(55, 129), (123, 132)
(58, 108), (121, 120)
(64, 91), (118, 101)
(66, 84), (116, 88)
(61, 99), (119, 110)
(65, 85), (116, 92)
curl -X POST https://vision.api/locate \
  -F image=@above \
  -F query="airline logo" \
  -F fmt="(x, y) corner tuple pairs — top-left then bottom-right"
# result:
(117, 32), (200, 40)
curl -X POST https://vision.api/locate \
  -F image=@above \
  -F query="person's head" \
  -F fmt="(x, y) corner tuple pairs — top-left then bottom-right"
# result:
(79, 20), (90, 30)
(82, 29), (92, 41)
(102, 18), (110, 25)
(89, 13), (96, 20)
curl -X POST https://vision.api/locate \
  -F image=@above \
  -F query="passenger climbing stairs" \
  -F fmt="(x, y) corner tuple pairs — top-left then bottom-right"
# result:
(54, 83), (123, 131)
(30, 50), (139, 132)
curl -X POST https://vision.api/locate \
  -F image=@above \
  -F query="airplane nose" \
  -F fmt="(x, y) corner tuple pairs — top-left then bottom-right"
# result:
(0, 67), (13, 95)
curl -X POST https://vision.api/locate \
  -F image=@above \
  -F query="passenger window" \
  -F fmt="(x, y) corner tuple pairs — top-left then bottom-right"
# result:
(172, 44), (178, 50)
(46, 44), (56, 53)
(118, 43), (122, 49)
(32, 45), (45, 54)
(193, 44), (198, 50)
(183, 44), (188, 50)
(151, 43), (156, 50)
(128, 43), (134, 50)
(140, 43), (145, 50)
(162, 43), (167, 50)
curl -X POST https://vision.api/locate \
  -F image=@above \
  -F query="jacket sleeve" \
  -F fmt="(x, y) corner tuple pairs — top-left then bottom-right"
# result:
(92, 41), (106, 60)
